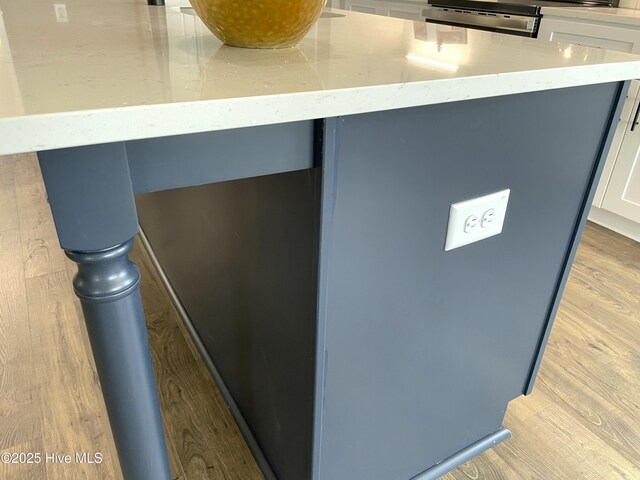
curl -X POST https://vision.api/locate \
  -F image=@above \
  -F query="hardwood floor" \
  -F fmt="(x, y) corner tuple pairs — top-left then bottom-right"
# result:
(0, 152), (638, 479)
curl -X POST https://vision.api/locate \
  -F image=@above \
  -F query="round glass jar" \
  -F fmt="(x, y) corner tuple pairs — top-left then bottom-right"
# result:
(190, 0), (327, 49)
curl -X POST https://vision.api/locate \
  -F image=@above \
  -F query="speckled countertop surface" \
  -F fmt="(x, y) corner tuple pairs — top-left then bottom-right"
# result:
(1, 0), (640, 154)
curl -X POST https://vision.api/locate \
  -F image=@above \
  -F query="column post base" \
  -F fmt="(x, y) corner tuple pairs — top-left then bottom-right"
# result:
(66, 238), (172, 480)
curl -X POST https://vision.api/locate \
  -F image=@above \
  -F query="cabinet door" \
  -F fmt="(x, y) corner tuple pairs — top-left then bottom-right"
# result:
(342, 0), (425, 20)
(593, 81), (640, 207)
(342, 0), (378, 15)
(380, 3), (425, 21)
(537, 18), (640, 53)
(602, 82), (640, 223)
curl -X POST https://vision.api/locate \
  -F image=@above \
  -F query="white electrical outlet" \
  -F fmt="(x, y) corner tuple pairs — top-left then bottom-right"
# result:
(445, 189), (510, 251)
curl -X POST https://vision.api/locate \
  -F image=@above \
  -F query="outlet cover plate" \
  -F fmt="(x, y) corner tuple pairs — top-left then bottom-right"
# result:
(445, 189), (510, 251)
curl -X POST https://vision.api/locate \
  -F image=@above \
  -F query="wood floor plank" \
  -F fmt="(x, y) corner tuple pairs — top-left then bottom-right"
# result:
(538, 364), (640, 466)
(0, 230), (41, 451)
(544, 321), (640, 424)
(574, 243), (640, 286)
(14, 153), (68, 279)
(549, 306), (630, 364)
(569, 266), (640, 319)
(0, 155), (19, 232)
(561, 276), (639, 354)
(521, 387), (640, 480)
(25, 271), (122, 480)
(580, 222), (640, 270)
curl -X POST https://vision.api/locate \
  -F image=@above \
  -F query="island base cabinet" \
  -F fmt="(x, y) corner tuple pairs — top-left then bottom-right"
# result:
(136, 82), (626, 480)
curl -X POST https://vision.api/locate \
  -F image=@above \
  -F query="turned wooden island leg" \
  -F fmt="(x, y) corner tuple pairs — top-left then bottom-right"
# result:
(37, 144), (172, 480)
(65, 240), (171, 480)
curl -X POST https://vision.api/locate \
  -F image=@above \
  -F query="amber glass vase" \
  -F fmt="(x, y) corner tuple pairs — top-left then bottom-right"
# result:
(190, 0), (327, 49)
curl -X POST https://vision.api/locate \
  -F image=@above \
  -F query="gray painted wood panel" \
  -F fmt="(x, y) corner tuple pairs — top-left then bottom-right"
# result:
(318, 82), (621, 480)
(127, 122), (315, 194)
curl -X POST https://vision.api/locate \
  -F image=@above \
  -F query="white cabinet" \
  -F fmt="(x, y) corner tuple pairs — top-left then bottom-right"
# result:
(342, 0), (377, 15)
(538, 15), (640, 240)
(341, 0), (426, 21)
(594, 80), (639, 207)
(538, 17), (640, 53)
(602, 80), (640, 223)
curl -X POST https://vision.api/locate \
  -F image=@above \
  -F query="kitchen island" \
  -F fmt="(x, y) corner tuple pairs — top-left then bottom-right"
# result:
(0, 2), (639, 480)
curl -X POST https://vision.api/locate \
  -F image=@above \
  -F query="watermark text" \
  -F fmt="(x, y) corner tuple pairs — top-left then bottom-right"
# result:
(0, 452), (102, 465)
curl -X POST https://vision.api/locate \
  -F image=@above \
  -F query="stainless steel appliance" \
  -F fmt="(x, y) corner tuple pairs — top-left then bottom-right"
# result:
(424, 0), (619, 37)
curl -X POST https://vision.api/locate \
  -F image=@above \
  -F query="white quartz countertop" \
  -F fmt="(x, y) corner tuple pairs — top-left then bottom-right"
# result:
(541, 5), (640, 26)
(1, 0), (640, 155)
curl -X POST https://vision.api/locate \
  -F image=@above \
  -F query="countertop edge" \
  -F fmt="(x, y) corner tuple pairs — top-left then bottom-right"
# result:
(2, 63), (639, 156)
